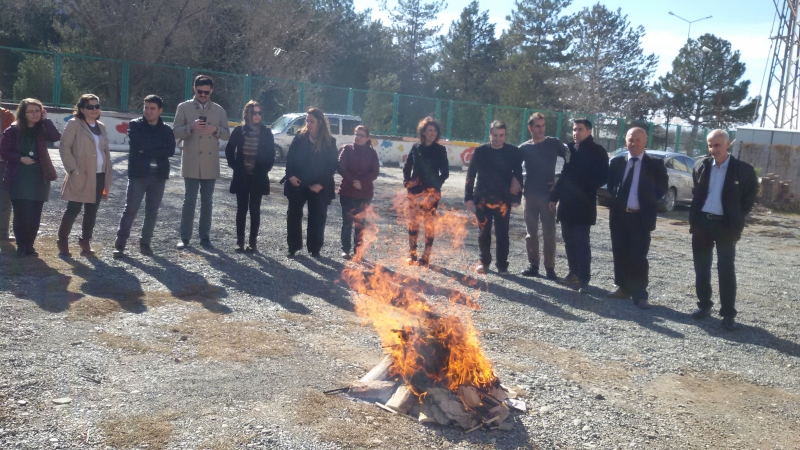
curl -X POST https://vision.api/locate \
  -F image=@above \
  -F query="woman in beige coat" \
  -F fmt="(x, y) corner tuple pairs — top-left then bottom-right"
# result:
(57, 94), (113, 257)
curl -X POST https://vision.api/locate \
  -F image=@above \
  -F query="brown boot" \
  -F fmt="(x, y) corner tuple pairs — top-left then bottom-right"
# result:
(57, 240), (71, 257)
(78, 239), (95, 255)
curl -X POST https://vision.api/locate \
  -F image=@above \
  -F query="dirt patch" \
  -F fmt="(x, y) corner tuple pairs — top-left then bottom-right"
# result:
(67, 291), (176, 321)
(173, 311), (295, 362)
(100, 409), (181, 450)
(95, 332), (171, 354)
(292, 389), (430, 448)
(512, 339), (638, 385)
(646, 371), (800, 449)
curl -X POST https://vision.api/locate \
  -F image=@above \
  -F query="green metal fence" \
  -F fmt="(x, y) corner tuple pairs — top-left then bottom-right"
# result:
(0, 45), (729, 154)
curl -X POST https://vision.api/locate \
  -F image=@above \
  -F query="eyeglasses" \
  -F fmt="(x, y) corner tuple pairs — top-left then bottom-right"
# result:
(252, 111), (263, 116)
(83, 104), (101, 111)
(196, 89), (211, 96)
(355, 134), (368, 138)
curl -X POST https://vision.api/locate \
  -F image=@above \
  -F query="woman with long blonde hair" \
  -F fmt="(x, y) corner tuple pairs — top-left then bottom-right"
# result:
(283, 107), (338, 258)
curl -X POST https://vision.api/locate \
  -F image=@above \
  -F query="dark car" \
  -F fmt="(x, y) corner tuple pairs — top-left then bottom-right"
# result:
(597, 150), (696, 212)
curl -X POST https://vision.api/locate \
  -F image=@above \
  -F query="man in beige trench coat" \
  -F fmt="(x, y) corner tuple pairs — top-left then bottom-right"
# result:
(173, 75), (230, 249)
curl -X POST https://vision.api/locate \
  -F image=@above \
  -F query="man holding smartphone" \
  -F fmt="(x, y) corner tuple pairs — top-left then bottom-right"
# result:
(172, 74), (230, 249)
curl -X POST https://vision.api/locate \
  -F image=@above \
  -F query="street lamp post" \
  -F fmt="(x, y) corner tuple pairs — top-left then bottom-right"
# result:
(668, 12), (712, 40)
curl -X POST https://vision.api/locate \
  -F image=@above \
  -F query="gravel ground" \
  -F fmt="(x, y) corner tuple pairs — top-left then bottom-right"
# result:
(1, 149), (799, 449)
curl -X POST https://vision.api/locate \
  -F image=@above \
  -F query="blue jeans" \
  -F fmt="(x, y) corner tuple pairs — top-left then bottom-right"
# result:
(561, 222), (592, 284)
(116, 173), (166, 247)
(181, 178), (216, 242)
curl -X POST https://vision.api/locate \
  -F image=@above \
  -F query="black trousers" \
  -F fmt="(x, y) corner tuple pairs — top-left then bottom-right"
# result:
(693, 215), (738, 318)
(610, 209), (652, 302)
(236, 189), (263, 241)
(475, 202), (511, 270)
(340, 196), (370, 254)
(407, 192), (440, 258)
(11, 199), (44, 250)
(287, 190), (328, 253)
(59, 173), (105, 242)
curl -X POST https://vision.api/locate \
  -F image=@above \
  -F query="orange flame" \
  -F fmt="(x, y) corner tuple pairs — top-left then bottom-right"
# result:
(342, 189), (496, 391)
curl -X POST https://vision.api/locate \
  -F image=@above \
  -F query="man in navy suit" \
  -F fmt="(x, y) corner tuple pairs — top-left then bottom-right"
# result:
(606, 128), (668, 309)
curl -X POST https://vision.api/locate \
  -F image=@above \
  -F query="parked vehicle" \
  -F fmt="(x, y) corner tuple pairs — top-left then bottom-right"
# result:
(597, 150), (696, 212)
(270, 113), (362, 162)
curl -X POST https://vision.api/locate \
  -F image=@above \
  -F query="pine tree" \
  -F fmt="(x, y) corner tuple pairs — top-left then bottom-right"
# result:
(655, 33), (757, 155)
(497, 0), (575, 109)
(565, 3), (657, 118)
(382, 0), (446, 95)
(436, 1), (501, 102)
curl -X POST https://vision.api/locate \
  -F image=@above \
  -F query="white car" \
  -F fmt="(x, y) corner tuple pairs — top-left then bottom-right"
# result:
(270, 113), (362, 162)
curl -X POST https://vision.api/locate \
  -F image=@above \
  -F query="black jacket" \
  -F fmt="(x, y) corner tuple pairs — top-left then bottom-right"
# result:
(225, 124), (275, 195)
(607, 152), (668, 232)
(690, 155), (758, 241)
(402, 142), (449, 194)
(464, 143), (523, 205)
(127, 117), (175, 179)
(284, 133), (338, 204)
(549, 136), (609, 225)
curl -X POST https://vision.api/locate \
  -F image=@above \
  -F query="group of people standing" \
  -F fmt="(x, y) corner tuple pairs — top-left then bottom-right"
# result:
(0, 76), (758, 330)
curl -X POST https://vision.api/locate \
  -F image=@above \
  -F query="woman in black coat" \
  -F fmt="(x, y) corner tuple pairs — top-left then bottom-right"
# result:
(225, 101), (275, 252)
(283, 107), (338, 258)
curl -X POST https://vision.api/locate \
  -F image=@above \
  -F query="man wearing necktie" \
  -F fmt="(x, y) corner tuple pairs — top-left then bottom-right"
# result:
(606, 128), (668, 309)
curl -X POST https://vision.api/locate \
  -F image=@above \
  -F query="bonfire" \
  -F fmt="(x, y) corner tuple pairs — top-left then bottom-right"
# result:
(333, 190), (525, 431)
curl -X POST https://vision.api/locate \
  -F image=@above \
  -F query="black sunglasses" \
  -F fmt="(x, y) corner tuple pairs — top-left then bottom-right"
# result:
(196, 89), (211, 95)
(252, 111), (263, 116)
(83, 104), (101, 111)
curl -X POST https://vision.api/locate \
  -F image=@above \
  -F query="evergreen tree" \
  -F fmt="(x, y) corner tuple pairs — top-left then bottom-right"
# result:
(496, 0), (575, 109)
(382, 0), (446, 94)
(565, 3), (657, 118)
(655, 33), (757, 155)
(436, 1), (501, 102)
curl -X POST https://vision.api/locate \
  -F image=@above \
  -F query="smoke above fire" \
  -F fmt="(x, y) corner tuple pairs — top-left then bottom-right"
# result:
(341, 189), (497, 392)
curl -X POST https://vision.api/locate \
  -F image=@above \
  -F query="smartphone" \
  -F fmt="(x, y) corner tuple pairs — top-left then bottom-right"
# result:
(198, 115), (207, 122)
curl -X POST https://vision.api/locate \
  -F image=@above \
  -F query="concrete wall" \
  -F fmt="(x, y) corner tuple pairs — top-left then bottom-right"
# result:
(734, 126), (800, 198)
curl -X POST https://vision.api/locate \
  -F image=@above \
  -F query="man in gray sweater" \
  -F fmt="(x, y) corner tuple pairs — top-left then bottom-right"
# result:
(518, 112), (567, 279)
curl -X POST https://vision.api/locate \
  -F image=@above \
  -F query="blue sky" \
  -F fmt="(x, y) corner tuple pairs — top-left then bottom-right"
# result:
(355, 0), (774, 99)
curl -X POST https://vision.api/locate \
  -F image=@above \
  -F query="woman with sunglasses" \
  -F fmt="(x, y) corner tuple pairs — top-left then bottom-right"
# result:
(284, 107), (338, 258)
(0, 98), (60, 257)
(337, 125), (379, 260)
(225, 101), (275, 253)
(57, 94), (113, 257)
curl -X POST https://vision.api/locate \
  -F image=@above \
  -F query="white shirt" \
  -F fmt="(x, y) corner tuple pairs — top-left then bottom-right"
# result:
(623, 153), (643, 210)
(701, 155), (730, 215)
(87, 123), (105, 173)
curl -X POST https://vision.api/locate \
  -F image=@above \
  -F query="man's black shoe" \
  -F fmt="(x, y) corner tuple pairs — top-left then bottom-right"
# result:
(691, 308), (712, 319)
(200, 239), (212, 249)
(521, 265), (538, 277)
(139, 243), (153, 256)
(176, 240), (188, 250)
(545, 268), (557, 280)
(112, 247), (125, 259)
(722, 316), (737, 331)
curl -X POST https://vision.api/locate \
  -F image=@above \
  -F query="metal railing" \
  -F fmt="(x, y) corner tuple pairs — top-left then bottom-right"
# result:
(0, 45), (728, 154)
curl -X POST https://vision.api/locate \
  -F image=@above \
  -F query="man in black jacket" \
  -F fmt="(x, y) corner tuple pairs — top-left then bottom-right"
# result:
(606, 128), (668, 308)
(465, 121), (523, 275)
(690, 129), (758, 331)
(549, 119), (609, 292)
(113, 95), (176, 257)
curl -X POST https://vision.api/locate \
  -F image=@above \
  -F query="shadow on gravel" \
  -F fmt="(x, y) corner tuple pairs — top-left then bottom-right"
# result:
(285, 255), (354, 312)
(124, 255), (232, 313)
(693, 318), (800, 359)
(187, 248), (321, 314)
(431, 265), (587, 323)
(0, 253), (77, 313)
(65, 257), (147, 314)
